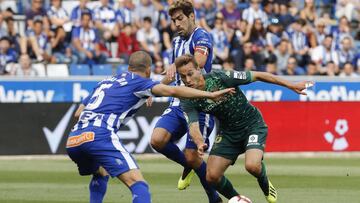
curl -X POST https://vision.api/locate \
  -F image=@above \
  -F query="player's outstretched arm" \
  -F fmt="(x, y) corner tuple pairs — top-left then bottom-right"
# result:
(251, 71), (314, 95)
(151, 84), (235, 99)
(74, 104), (85, 118)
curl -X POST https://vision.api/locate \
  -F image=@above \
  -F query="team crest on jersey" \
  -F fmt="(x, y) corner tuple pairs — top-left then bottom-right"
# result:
(215, 135), (222, 143)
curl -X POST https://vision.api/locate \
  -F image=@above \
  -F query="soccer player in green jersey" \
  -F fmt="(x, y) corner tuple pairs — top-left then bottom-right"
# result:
(176, 54), (311, 203)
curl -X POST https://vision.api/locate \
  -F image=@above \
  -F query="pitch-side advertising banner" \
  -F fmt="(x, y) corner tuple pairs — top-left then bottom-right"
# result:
(0, 102), (359, 155)
(1, 80), (360, 102)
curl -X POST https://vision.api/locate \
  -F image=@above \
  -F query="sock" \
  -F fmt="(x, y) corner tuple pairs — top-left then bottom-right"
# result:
(257, 162), (270, 196)
(89, 175), (109, 203)
(195, 162), (220, 203)
(157, 142), (187, 167)
(213, 176), (239, 199)
(130, 181), (151, 203)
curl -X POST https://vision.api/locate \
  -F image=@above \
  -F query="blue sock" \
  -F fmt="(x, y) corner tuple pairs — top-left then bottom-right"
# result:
(130, 181), (151, 203)
(157, 142), (187, 167)
(89, 175), (109, 203)
(195, 162), (220, 203)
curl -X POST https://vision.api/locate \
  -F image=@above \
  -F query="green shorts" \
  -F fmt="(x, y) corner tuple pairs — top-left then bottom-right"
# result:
(209, 125), (268, 163)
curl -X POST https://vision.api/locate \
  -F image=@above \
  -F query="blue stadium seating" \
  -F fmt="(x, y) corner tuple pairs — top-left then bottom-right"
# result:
(92, 64), (113, 75)
(69, 64), (91, 75)
(117, 64), (128, 74)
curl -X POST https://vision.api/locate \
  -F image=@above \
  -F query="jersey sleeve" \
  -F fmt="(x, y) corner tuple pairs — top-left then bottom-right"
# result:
(134, 78), (160, 98)
(221, 70), (253, 87)
(180, 99), (199, 124)
(193, 29), (212, 56)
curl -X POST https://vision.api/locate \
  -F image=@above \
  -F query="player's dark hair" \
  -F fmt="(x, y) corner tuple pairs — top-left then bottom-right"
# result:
(143, 16), (152, 23)
(175, 54), (199, 70)
(168, 0), (194, 17)
(128, 51), (152, 72)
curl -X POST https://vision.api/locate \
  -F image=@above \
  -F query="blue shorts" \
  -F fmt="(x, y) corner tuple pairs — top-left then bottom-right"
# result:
(66, 127), (138, 177)
(154, 106), (214, 149)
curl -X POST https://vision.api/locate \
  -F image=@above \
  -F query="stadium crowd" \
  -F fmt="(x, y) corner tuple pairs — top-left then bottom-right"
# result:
(0, 0), (359, 77)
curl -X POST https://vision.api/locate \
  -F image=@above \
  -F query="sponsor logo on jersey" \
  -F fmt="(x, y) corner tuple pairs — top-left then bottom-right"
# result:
(234, 71), (247, 80)
(66, 132), (95, 148)
(248, 134), (258, 143)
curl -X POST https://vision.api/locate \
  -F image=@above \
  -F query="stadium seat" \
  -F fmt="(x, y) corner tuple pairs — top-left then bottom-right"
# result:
(31, 63), (46, 77)
(69, 64), (91, 75)
(92, 64), (113, 75)
(117, 64), (128, 74)
(46, 64), (69, 77)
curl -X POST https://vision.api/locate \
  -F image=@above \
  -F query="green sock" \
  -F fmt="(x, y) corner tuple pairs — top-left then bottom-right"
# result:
(213, 176), (239, 199)
(257, 162), (270, 196)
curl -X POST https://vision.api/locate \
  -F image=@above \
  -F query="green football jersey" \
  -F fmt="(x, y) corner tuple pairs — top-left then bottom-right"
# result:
(181, 70), (266, 139)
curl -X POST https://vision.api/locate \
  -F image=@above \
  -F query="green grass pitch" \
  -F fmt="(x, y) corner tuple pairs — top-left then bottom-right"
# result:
(0, 155), (359, 203)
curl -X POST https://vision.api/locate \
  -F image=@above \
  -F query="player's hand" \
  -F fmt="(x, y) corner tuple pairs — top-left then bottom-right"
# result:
(210, 88), (236, 99)
(291, 81), (314, 95)
(197, 143), (208, 157)
(165, 63), (176, 81)
(146, 96), (153, 107)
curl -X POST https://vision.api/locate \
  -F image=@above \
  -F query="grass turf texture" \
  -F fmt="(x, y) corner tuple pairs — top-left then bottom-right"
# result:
(0, 156), (359, 203)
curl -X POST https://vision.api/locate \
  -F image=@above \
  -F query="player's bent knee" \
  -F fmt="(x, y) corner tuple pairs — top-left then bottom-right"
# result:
(150, 128), (169, 150)
(118, 169), (145, 187)
(185, 150), (202, 168)
(206, 170), (221, 184)
(245, 161), (261, 176)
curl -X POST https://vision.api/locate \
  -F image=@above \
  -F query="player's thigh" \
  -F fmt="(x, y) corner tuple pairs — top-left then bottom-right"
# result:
(206, 155), (233, 182)
(152, 107), (188, 146)
(117, 169), (145, 187)
(91, 132), (139, 178)
(244, 149), (264, 169)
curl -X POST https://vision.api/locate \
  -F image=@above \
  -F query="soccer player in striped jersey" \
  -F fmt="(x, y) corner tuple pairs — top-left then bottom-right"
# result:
(66, 51), (233, 203)
(149, 1), (221, 202)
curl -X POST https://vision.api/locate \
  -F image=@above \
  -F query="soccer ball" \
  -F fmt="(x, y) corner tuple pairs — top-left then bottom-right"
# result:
(228, 195), (252, 203)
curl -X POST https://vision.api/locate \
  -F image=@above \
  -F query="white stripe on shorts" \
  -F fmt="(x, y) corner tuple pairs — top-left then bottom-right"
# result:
(110, 131), (137, 170)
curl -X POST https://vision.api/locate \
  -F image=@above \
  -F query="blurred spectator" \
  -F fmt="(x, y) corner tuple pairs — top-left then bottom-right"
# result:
(199, 0), (218, 32)
(94, 0), (119, 41)
(311, 34), (339, 67)
(277, 3), (295, 29)
(0, 37), (17, 75)
(233, 19), (251, 45)
(249, 18), (266, 49)
(339, 62), (358, 77)
(134, 0), (157, 28)
(221, 0), (241, 30)
(222, 57), (235, 71)
(244, 58), (257, 71)
(265, 17), (288, 53)
(282, 56), (306, 75)
(264, 54), (277, 74)
(4, 17), (25, 55)
(47, 0), (71, 33)
(323, 61), (339, 76)
(51, 27), (74, 63)
(153, 0), (169, 32)
(309, 18), (328, 48)
(299, 0), (317, 26)
(27, 19), (53, 62)
(332, 16), (353, 50)
(242, 0), (268, 26)
(117, 0), (136, 25)
(72, 12), (107, 65)
(335, 0), (357, 22)
(228, 20), (251, 69)
(238, 41), (264, 70)
(288, 18), (310, 67)
(117, 23), (140, 63)
(25, 0), (50, 35)
(70, 0), (93, 28)
(7, 54), (38, 76)
(306, 61), (321, 75)
(211, 17), (229, 64)
(151, 60), (165, 82)
(274, 39), (292, 73)
(262, 1), (276, 20)
(337, 36), (356, 68)
(136, 17), (161, 62)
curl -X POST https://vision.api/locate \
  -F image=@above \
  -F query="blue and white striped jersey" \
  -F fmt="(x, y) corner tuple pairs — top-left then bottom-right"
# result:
(72, 72), (159, 134)
(171, 27), (213, 106)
